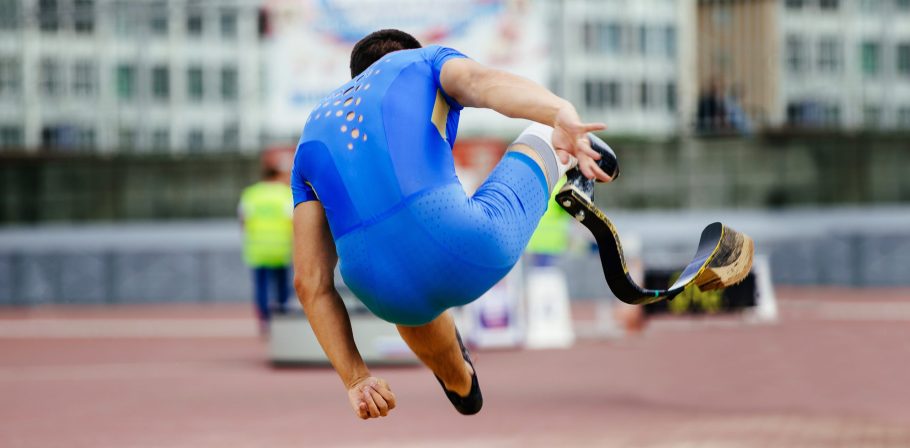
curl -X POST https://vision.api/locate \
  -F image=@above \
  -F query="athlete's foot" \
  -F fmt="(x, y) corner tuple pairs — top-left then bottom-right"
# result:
(435, 329), (483, 415)
(441, 360), (474, 396)
(562, 133), (619, 201)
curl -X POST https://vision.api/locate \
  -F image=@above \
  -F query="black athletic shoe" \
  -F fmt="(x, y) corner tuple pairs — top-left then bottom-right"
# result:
(563, 133), (620, 201)
(435, 329), (483, 415)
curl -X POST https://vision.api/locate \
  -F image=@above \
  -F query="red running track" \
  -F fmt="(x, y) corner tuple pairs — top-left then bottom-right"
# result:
(2, 287), (910, 447)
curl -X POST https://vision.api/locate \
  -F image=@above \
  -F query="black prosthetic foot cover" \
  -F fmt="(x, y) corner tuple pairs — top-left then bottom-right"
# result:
(563, 133), (620, 200)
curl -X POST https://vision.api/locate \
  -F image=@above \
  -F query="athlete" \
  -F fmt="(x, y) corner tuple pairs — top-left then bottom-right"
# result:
(291, 29), (616, 420)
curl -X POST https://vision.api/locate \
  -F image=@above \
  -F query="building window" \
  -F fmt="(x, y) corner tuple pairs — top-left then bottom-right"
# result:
(187, 66), (204, 101)
(584, 80), (621, 110)
(786, 35), (807, 74)
(638, 25), (648, 55)
(583, 22), (597, 52)
(606, 24), (622, 54)
(785, 0), (804, 9)
(819, 0), (839, 10)
(898, 108), (910, 128)
(0, 57), (21, 98)
(119, 128), (137, 150)
(42, 126), (63, 149)
(149, 1), (168, 35)
(818, 37), (842, 73)
(116, 64), (136, 100)
(41, 125), (92, 150)
(38, 0), (59, 32)
(584, 80), (596, 107)
(187, 8), (203, 36)
(823, 104), (841, 127)
(72, 61), (97, 97)
(606, 81), (621, 108)
(187, 129), (205, 152)
(0, 125), (23, 148)
(898, 43), (910, 76)
(223, 124), (239, 149)
(862, 41), (882, 76)
(898, 0), (910, 11)
(0, 0), (21, 30)
(74, 0), (94, 33)
(152, 65), (169, 100)
(639, 82), (650, 108)
(863, 106), (882, 129)
(76, 128), (95, 149)
(40, 59), (64, 98)
(220, 9), (237, 38)
(664, 25), (677, 59)
(583, 22), (624, 55)
(666, 82), (677, 112)
(152, 129), (169, 150)
(221, 66), (238, 101)
(114, 2), (135, 37)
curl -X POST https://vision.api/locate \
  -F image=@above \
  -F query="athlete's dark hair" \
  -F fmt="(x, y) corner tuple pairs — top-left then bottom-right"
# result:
(349, 29), (421, 78)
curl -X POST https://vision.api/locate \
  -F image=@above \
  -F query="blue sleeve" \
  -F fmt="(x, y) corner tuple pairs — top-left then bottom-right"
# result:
(290, 157), (318, 206)
(427, 45), (469, 110)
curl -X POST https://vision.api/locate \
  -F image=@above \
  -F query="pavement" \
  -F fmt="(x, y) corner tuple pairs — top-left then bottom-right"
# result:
(2, 286), (910, 447)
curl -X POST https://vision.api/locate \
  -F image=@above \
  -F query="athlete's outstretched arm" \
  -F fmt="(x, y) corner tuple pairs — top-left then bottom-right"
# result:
(292, 202), (396, 420)
(440, 58), (611, 182)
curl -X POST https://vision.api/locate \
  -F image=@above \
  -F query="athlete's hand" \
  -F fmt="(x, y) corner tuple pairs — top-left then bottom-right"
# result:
(347, 376), (396, 420)
(552, 104), (612, 182)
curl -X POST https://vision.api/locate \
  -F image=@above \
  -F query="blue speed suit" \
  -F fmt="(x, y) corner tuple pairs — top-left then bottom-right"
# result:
(291, 46), (549, 326)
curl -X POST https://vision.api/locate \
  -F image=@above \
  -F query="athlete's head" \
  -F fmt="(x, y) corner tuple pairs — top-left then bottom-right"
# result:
(349, 29), (421, 78)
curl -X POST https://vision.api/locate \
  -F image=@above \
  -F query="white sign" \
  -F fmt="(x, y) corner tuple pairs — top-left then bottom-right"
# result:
(265, 0), (548, 138)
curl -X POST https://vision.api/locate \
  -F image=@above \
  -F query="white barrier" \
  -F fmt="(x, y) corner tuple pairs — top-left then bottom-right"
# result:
(269, 311), (418, 366)
(461, 263), (525, 349)
(524, 266), (575, 349)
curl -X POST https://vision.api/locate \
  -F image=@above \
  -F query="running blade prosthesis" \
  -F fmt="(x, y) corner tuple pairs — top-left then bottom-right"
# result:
(557, 138), (754, 305)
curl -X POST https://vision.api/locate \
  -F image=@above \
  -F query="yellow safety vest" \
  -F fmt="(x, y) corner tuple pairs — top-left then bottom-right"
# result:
(527, 179), (570, 255)
(239, 181), (294, 267)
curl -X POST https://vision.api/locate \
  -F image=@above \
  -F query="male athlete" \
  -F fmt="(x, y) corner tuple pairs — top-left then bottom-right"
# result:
(291, 29), (616, 420)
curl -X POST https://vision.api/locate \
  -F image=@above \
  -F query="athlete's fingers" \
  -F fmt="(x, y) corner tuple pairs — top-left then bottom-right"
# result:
(362, 386), (381, 418)
(575, 137), (601, 160)
(590, 161), (613, 182)
(579, 158), (612, 182)
(580, 122), (607, 133)
(374, 382), (397, 410)
(367, 386), (390, 417)
(358, 402), (368, 419)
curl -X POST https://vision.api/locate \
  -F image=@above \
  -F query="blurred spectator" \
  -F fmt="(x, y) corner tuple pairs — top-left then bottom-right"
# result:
(526, 179), (571, 267)
(696, 79), (728, 133)
(238, 167), (294, 335)
(697, 79), (751, 135)
(724, 85), (752, 134)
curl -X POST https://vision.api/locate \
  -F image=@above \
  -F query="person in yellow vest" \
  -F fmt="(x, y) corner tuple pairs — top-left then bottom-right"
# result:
(238, 167), (294, 333)
(526, 179), (571, 266)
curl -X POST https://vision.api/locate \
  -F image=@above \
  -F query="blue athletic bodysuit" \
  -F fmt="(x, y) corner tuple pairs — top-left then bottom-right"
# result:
(291, 46), (548, 326)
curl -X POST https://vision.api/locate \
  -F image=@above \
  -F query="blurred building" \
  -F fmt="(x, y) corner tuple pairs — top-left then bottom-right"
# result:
(780, 0), (910, 130)
(549, 0), (697, 137)
(697, 0), (910, 132)
(0, 0), (263, 153)
(4, 0), (910, 154)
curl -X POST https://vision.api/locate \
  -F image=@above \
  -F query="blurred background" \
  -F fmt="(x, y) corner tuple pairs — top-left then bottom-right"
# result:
(0, 0), (910, 446)
(2, 0), (909, 302)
